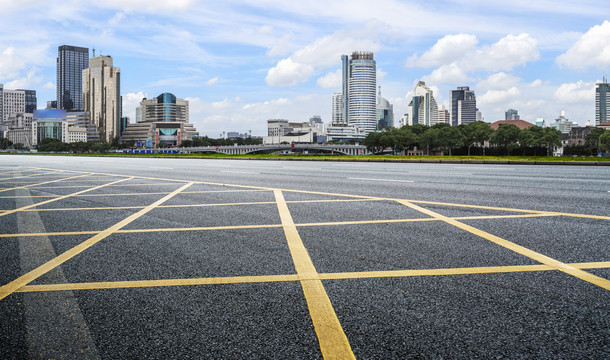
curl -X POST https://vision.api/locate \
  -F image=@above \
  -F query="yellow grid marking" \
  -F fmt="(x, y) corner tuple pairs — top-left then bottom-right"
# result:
(0, 177), (135, 218)
(0, 182), (194, 301)
(14, 261), (610, 293)
(395, 199), (610, 291)
(0, 213), (568, 238)
(0, 173), (91, 193)
(274, 189), (355, 359)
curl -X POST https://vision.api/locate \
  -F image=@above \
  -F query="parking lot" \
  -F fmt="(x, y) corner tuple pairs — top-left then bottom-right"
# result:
(1, 159), (609, 359)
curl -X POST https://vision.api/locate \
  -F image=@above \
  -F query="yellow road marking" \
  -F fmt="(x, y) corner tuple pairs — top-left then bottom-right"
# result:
(14, 261), (610, 293)
(0, 182), (194, 301)
(395, 199), (610, 291)
(0, 177), (135, 217)
(0, 173), (91, 193)
(17, 274), (300, 292)
(274, 189), (355, 359)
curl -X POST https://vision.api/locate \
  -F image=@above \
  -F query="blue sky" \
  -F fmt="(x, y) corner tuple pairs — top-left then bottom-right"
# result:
(1, 0), (609, 136)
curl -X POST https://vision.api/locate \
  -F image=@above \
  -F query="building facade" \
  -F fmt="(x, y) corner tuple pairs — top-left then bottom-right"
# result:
(548, 111), (577, 134)
(437, 105), (450, 125)
(31, 109), (87, 146)
(409, 81), (438, 126)
(450, 86), (476, 126)
(122, 93), (198, 147)
(57, 45), (89, 111)
(505, 109), (520, 120)
(596, 76), (609, 126)
(2, 89), (25, 125)
(331, 93), (343, 125)
(82, 55), (121, 142)
(376, 86), (394, 130)
(341, 52), (376, 133)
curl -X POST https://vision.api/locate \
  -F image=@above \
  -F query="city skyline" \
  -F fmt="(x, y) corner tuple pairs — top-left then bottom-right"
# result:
(1, 1), (610, 136)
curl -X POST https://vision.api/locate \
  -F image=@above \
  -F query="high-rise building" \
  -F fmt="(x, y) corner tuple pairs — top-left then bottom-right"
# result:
(376, 86), (394, 130)
(408, 81), (438, 126)
(19, 90), (37, 113)
(2, 89), (25, 125)
(331, 92), (343, 125)
(82, 55), (121, 142)
(450, 86), (476, 126)
(596, 75), (609, 126)
(341, 52), (376, 133)
(57, 45), (89, 111)
(549, 111), (577, 134)
(437, 105), (450, 125)
(122, 93), (198, 147)
(505, 108), (520, 120)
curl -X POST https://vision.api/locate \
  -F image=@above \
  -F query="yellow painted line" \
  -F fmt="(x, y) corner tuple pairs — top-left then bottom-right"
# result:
(0, 231), (100, 238)
(0, 177), (135, 217)
(274, 190), (355, 359)
(0, 173), (92, 193)
(395, 199), (610, 291)
(17, 274), (300, 292)
(0, 171), (62, 182)
(15, 261), (610, 293)
(26, 183), (182, 189)
(9, 201), (278, 213)
(0, 182), (193, 301)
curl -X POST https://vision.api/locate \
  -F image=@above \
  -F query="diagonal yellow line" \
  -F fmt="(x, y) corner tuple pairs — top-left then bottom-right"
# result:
(0, 177), (135, 217)
(0, 173), (92, 193)
(274, 189), (355, 359)
(0, 182), (194, 301)
(395, 199), (610, 291)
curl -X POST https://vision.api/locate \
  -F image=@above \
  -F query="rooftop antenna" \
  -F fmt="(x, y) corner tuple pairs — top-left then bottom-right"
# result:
(92, 48), (95, 57)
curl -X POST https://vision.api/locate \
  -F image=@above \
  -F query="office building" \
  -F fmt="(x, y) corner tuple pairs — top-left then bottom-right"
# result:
(408, 81), (438, 126)
(31, 109), (87, 146)
(2, 89), (25, 125)
(450, 86), (476, 126)
(122, 93), (198, 147)
(82, 55), (121, 142)
(549, 111), (577, 134)
(376, 86), (394, 130)
(341, 52), (377, 133)
(332, 93), (343, 125)
(57, 45), (89, 110)
(19, 89), (37, 113)
(438, 105), (450, 125)
(505, 109), (520, 120)
(596, 75), (609, 126)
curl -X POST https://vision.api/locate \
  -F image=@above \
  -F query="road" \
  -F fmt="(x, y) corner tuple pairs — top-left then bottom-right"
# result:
(1, 155), (609, 359)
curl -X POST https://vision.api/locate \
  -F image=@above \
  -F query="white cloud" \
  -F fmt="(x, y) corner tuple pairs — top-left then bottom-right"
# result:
(122, 92), (148, 121)
(257, 25), (274, 35)
(554, 81), (595, 104)
(206, 77), (219, 86)
(476, 72), (521, 90)
(530, 79), (543, 87)
(556, 20), (610, 69)
(317, 69), (342, 89)
(478, 87), (521, 106)
(0, 47), (27, 79)
(265, 58), (315, 86)
(406, 34), (478, 68)
(422, 63), (469, 84)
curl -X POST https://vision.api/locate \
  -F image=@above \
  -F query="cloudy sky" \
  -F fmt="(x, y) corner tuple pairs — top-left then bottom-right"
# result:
(1, 1), (609, 136)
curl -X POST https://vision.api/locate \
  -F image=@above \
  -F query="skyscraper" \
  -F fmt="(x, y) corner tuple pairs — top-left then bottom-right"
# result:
(331, 92), (343, 125)
(341, 52), (376, 133)
(82, 55), (121, 142)
(505, 109), (520, 120)
(450, 86), (476, 126)
(596, 75), (609, 126)
(57, 45), (89, 111)
(376, 86), (394, 130)
(409, 81), (438, 126)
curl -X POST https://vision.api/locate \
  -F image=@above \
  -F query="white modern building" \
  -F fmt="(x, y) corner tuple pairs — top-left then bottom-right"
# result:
(549, 111), (577, 134)
(331, 93), (343, 125)
(82, 55), (121, 142)
(341, 52), (377, 134)
(408, 81), (438, 126)
(30, 109), (88, 146)
(437, 105), (450, 125)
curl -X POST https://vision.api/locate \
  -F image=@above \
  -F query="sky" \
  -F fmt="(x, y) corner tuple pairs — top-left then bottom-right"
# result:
(1, 0), (610, 137)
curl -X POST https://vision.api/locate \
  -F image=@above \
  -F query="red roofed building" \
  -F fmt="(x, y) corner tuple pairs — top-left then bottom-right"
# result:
(489, 119), (535, 130)
(599, 121), (610, 130)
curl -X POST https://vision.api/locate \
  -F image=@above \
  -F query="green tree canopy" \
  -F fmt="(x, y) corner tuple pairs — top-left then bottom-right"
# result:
(491, 124), (521, 155)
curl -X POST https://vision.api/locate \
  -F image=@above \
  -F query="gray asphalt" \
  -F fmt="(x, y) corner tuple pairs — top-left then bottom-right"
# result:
(0, 155), (609, 359)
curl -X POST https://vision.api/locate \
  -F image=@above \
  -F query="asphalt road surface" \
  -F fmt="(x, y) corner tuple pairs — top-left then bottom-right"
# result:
(1, 155), (609, 359)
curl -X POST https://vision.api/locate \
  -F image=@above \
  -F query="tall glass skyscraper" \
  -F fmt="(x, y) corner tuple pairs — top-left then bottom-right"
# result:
(57, 45), (89, 111)
(450, 86), (476, 126)
(341, 52), (376, 134)
(596, 76), (609, 126)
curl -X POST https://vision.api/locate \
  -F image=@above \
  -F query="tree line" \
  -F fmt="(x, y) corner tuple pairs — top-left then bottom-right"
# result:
(362, 122), (610, 156)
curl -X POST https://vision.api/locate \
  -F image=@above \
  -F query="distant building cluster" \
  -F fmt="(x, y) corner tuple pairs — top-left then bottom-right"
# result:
(263, 52), (609, 145)
(0, 44), (199, 149)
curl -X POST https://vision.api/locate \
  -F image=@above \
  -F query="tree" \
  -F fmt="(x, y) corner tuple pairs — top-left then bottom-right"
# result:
(435, 125), (465, 156)
(362, 132), (383, 154)
(419, 128), (439, 155)
(463, 121), (493, 155)
(1, 138), (13, 150)
(540, 127), (561, 156)
(519, 126), (543, 155)
(599, 130), (610, 153)
(491, 124), (521, 155)
(585, 128), (606, 154)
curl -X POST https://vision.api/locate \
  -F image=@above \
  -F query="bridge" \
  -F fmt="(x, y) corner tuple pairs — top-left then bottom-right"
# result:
(181, 144), (371, 155)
